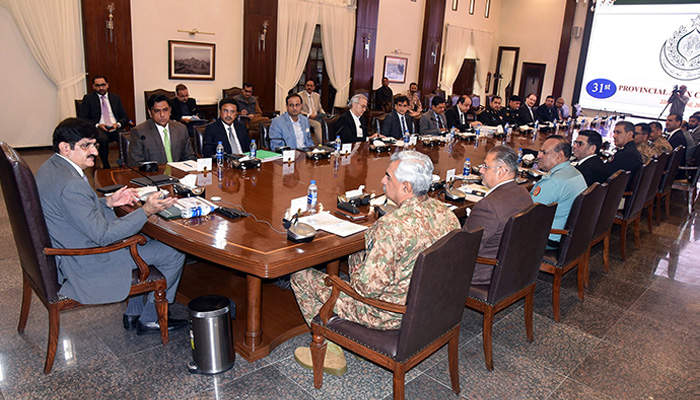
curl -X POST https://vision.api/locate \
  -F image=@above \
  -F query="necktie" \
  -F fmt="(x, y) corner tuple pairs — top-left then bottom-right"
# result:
(101, 96), (113, 126)
(307, 93), (314, 113)
(436, 113), (444, 129)
(460, 111), (465, 125)
(228, 126), (240, 154)
(163, 127), (173, 163)
(82, 174), (89, 185)
(400, 115), (407, 133)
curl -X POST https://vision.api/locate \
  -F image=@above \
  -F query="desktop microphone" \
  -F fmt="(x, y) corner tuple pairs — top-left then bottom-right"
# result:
(116, 158), (159, 189)
(272, 136), (290, 153)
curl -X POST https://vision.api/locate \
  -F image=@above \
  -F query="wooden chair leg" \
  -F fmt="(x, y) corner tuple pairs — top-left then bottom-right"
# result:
(524, 286), (534, 343)
(647, 205), (653, 233)
(18, 276), (31, 333)
(633, 218), (640, 249)
(393, 365), (406, 400)
(448, 333), (461, 394)
(620, 220), (628, 260)
(577, 259), (585, 301)
(603, 231), (610, 273)
(154, 287), (169, 345)
(311, 331), (326, 389)
(552, 269), (562, 322)
(664, 192), (671, 220)
(655, 195), (662, 226)
(583, 246), (591, 288)
(44, 305), (60, 374)
(482, 307), (495, 371)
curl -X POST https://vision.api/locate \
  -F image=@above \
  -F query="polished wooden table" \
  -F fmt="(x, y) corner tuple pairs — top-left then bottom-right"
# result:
(95, 130), (553, 362)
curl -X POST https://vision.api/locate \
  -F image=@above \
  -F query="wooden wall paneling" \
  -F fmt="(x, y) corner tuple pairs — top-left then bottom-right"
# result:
(350, 0), (380, 97)
(418, 0), (446, 99)
(552, 0), (577, 99)
(244, 0), (278, 113)
(81, 0), (135, 123)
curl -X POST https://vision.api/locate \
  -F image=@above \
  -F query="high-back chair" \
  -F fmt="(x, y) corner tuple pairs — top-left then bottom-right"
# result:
(466, 203), (556, 370)
(656, 146), (684, 224)
(643, 152), (669, 233)
(673, 144), (700, 211)
(309, 229), (482, 400)
(144, 88), (175, 117)
(614, 160), (657, 259)
(0, 142), (170, 374)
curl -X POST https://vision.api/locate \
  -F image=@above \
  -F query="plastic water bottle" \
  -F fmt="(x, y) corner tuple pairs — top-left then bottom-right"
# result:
(334, 135), (341, 153)
(180, 204), (215, 218)
(534, 120), (539, 132)
(517, 148), (523, 165)
(249, 140), (257, 158)
(476, 127), (481, 138)
(216, 141), (224, 167)
(463, 158), (471, 177)
(403, 129), (410, 146)
(307, 180), (318, 213)
(450, 126), (456, 140)
(504, 123), (509, 135)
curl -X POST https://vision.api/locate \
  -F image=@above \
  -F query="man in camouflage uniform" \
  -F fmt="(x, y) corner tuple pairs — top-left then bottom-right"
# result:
(291, 150), (460, 374)
(634, 123), (655, 163)
(649, 121), (673, 155)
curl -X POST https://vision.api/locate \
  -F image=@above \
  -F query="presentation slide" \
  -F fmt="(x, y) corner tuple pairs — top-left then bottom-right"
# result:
(579, 3), (700, 119)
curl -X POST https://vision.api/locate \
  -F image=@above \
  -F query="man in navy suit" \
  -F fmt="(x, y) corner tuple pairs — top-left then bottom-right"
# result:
(202, 98), (250, 157)
(269, 93), (314, 150)
(535, 95), (558, 122)
(572, 130), (607, 186)
(78, 75), (130, 168)
(381, 95), (414, 139)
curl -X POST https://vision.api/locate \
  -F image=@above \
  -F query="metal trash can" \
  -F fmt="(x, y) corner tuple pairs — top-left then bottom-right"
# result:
(187, 295), (235, 374)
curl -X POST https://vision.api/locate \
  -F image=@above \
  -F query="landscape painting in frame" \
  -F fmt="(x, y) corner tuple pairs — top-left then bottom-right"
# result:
(169, 41), (215, 80)
(383, 56), (408, 84)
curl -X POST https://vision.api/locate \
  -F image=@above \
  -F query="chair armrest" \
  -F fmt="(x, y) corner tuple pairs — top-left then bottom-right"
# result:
(476, 256), (498, 266)
(550, 229), (569, 235)
(44, 234), (151, 282)
(677, 166), (698, 171)
(318, 275), (407, 324)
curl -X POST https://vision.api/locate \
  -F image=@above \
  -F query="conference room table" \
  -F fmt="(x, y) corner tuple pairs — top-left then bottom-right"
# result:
(95, 129), (557, 362)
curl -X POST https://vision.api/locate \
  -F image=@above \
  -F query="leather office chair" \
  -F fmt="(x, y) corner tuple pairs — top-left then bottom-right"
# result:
(465, 203), (556, 371)
(221, 86), (242, 99)
(144, 88), (175, 118)
(259, 120), (272, 151)
(672, 144), (700, 211)
(374, 113), (387, 135)
(656, 146), (684, 224)
(586, 170), (629, 282)
(323, 115), (341, 140)
(309, 229), (482, 400)
(319, 118), (330, 144)
(118, 131), (133, 166)
(74, 99), (83, 117)
(540, 183), (606, 322)
(614, 160), (656, 260)
(193, 123), (210, 158)
(642, 152), (669, 233)
(0, 142), (170, 374)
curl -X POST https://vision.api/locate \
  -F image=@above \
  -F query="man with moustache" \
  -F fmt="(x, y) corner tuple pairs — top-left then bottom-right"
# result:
(202, 98), (250, 157)
(572, 130), (607, 186)
(477, 95), (505, 126)
(298, 80), (327, 145)
(419, 96), (448, 135)
(535, 95), (558, 123)
(501, 95), (522, 125)
(381, 95), (415, 139)
(604, 121), (643, 190)
(445, 95), (481, 132)
(517, 93), (537, 125)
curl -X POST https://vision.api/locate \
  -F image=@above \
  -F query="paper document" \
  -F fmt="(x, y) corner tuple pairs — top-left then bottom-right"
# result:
(298, 212), (367, 238)
(168, 161), (198, 172)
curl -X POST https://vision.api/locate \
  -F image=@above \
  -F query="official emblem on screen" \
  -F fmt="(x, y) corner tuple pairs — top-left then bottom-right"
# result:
(660, 15), (700, 80)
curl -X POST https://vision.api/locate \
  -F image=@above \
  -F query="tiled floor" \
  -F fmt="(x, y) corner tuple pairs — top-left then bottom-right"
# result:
(0, 148), (698, 399)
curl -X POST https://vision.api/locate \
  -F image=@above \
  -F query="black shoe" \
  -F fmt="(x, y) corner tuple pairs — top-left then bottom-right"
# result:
(123, 314), (140, 330)
(136, 318), (188, 335)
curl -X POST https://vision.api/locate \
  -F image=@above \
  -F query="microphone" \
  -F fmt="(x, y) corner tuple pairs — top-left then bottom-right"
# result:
(271, 135), (289, 153)
(116, 158), (159, 189)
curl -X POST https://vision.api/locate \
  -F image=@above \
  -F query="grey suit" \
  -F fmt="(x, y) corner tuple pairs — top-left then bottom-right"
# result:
(269, 112), (314, 150)
(419, 111), (446, 135)
(35, 154), (184, 319)
(129, 120), (196, 165)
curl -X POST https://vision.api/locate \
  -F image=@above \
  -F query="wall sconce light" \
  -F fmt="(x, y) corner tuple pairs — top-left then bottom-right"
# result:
(571, 26), (583, 38)
(106, 3), (115, 43)
(363, 33), (372, 59)
(469, 0), (475, 15)
(259, 20), (269, 52)
(485, 0), (491, 18)
(452, 0), (458, 12)
(431, 43), (439, 65)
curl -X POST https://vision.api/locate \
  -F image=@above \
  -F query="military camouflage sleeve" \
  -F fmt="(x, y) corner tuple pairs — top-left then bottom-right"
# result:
(349, 218), (399, 299)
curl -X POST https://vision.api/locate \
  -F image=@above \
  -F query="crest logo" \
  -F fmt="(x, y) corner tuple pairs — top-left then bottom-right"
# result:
(660, 15), (700, 80)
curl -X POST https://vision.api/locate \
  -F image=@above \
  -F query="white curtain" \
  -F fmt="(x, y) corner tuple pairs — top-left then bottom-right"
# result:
(275, 0), (319, 111)
(0, 0), (85, 120)
(472, 29), (495, 96)
(319, 2), (356, 107)
(440, 24), (471, 95)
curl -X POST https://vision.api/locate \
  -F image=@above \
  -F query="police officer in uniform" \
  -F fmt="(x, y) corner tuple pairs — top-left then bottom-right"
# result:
(477, 95), (505, 127)
(605, 121), (643, 190)
(500, 95), (521, 126)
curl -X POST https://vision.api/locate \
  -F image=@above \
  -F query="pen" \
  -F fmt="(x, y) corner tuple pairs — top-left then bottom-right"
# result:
(184, 162), (194, 168)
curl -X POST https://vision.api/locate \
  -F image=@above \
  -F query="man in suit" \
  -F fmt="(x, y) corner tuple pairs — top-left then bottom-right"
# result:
(517, 93), (537, 125)
(419, 96), (448, 135)
(234, 82), (270, 141)
(78, 75), (130, 169)
(572, 130), (607, 186)
(270, 93), (314, 150)
(335, 94), (382, 143)
(688, 112), (700, 145)
(464, 146), (532, 285)
(129, 95), (196, 166)
(535, 95), (557, 122)
(202, 98), (250, 157)
(298, 80), (327, 145)
(605, 121), (643, 190)
(35, 118), (186, 334)
(556, 97), (570, 120)
(477, 95), (505, 127)
(374, 77), (393, 112)
(667, 113), (695, 162)
(381, 95), (414, 139)
(446, 95), (481, 132)
(169, 84), (202, 123)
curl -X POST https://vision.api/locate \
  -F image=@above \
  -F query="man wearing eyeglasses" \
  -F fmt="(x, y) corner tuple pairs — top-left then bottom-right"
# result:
(572, 130), (607, 186)
(36, 118), (187, 335)
(202, 98), (250, 157)
(464, 146), (532, 285)
(269, 93), (315, 150)
(530, 135), (587, 248)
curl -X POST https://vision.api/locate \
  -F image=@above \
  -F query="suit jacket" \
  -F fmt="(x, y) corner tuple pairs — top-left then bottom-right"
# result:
(35, 154), (147, 304)
(129, 120), (195, 165)
(668, 129), (695, 162)
(535, 104), (557, 122)
(381, 110), (414, 139)
(445, 106), (471, 132)
(604, 141), (642, 190)
(79, 92), (130, 128)
(169, 97), (201, 121)
(477, 107), (504, 126)
(269, 113), (314, 149)
(464, 181), (533, 285)
(335, 111), (368, 143)
(419, 111), (446, 135)
(575, 155), (608, 187)
(299, 91), (325, 116)
(202, 119), (250, 157)
(517, 105), (536, 125)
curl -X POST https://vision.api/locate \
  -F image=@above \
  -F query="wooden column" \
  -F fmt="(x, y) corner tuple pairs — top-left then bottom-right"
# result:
(418, 0), (446, 98)
(350, 0), (380, 95)
(243, 0), (278, 113)
(552, 0), (577, 99)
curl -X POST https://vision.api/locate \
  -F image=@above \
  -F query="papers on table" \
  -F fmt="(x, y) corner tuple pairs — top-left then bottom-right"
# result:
(168, 161), (198, 172)
(298, 212), (367, 238)
(456, 183), (490, 203)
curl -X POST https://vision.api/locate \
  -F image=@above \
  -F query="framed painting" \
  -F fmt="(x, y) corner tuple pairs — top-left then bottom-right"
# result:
(168, 40), (215, 80)
(383, 56), (408, 84)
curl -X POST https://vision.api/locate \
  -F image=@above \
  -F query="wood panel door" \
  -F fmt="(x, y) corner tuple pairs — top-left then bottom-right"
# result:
(452, 59), (476, 96)
(81, 0), (135, 123)
(351, 0), (380, 97)
(519, 62), (546, 101)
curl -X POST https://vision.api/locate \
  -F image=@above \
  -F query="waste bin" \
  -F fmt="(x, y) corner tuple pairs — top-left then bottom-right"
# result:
(187, 295), (235, 374)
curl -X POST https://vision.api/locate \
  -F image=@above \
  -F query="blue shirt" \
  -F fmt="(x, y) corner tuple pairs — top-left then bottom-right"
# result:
(530, 161), (587, 242)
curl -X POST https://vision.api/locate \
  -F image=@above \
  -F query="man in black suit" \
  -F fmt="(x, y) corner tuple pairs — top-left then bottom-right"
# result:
(667, 113), (694, 163)
(572, 130), (607, 186)
(446, 95), (480, 132)
(535, 95), (557, 122)
(605, 121), (642, 190)
(374, 77), (393, 112)
(381, 95), (414, 139)
(203, 98), (250, 157)
(78, 75), (130, 169)
(517, 93), (537, 125)
(335, 94), (382, 143)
